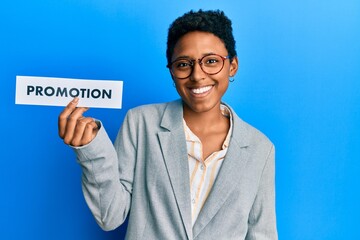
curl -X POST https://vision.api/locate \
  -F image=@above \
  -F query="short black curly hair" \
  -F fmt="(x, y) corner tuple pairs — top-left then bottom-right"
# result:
(166, 9), (237, 65)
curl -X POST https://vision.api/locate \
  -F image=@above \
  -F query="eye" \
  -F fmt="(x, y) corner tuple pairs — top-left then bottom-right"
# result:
(174, 60), (192, 70)
(207, 58), (218, 64)
(204, 56), (221, 66)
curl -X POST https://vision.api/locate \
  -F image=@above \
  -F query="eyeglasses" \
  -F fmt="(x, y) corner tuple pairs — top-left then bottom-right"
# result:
(167, 54), (230, 79)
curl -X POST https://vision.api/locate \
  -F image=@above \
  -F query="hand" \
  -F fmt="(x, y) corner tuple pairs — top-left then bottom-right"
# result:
(58, 97), (99, 146)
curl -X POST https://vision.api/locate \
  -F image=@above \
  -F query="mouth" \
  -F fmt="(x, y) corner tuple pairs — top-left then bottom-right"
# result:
(189, 85), (213, 95)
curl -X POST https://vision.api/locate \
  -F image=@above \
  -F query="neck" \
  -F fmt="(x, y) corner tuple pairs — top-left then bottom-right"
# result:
(183, 103), (226, 131)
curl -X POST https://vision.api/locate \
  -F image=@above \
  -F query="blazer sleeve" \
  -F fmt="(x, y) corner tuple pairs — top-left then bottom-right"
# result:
(73, 111), (136, 231)
(246, 145), (278, 240)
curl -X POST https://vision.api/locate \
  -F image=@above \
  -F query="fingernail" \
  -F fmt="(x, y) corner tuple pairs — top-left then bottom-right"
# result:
(72, 97), (79, 103)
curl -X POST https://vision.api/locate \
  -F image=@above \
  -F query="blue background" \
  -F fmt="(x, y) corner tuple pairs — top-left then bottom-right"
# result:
(1, 0), (359, 239)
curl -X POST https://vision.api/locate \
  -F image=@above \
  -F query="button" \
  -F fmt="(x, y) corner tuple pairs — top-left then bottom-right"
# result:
(200, 165), (204, 170)
(192, 199), (195, 204)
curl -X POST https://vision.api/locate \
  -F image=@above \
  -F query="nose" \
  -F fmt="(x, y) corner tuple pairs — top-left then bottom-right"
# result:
(190, 61), (206, 81)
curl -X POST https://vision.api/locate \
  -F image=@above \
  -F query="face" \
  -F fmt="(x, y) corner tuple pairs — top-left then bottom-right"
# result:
(171, 31), (238, 114)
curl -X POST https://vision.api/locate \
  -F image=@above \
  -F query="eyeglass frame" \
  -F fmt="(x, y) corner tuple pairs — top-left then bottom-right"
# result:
(167, 53), (230, 79)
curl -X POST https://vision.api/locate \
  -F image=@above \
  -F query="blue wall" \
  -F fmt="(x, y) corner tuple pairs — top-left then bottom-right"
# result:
(1, 1), (359, 239)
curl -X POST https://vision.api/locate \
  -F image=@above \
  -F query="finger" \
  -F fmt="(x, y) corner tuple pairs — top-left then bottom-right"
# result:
(70, 117), (95, 146)
(62, 107), (90, 144)
(58, 97), (79, 138)
(80, 120), (99, 146)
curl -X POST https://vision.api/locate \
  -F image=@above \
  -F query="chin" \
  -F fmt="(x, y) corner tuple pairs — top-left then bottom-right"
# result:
(184, 102), (216, 113)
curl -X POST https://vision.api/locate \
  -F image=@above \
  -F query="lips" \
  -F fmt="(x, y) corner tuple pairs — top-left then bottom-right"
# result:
(190, 85), (213, 94)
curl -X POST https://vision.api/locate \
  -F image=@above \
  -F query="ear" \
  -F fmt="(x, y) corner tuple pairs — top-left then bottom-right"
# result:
(229, 56), (239, 76)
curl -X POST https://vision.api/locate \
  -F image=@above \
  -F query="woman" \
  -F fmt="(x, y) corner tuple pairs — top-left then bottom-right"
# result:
(59, 9), (277, 240)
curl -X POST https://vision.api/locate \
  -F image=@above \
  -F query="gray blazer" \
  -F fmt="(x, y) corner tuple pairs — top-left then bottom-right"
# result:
(74, 100), (277, 240)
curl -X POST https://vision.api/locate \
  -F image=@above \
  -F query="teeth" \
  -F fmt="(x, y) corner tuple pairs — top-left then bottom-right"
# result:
(191, 86), (212, 94)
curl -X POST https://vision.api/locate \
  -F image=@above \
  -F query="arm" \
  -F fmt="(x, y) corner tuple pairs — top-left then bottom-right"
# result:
(246, 145), (278, 240)
(74, 121), (133, 231)
(58, 98), (135, 231)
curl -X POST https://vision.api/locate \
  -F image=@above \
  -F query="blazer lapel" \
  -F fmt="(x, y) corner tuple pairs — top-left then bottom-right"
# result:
(157, 100), (193, 239)
(192, 108), (251, 238)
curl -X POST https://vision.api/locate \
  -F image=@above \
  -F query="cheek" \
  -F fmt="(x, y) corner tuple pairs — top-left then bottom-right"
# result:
(174, 82), (185, 95)
(217, 72), (230, 86)
(222, 80), (230, 92)
(216, 75), (230, 93)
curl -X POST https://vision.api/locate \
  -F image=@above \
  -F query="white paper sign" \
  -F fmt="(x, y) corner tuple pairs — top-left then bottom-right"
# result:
(15, 76), (123, 109)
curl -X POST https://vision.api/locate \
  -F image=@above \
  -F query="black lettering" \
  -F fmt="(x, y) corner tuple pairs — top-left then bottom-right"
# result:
(36, 86), (43, 96)
(27, 86), (35, 95)
(79, 88), (87, 98)
(25, 85), (112, 99)
(102, 89), (112, 99)
(56, 87), (68, 97)
(44, 86), (55, 96)
(69, 88), (79, 97)
(91, 89), (101, 98)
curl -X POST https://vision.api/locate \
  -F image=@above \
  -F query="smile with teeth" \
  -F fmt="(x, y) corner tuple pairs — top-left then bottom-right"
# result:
(190, 85), (213, 94)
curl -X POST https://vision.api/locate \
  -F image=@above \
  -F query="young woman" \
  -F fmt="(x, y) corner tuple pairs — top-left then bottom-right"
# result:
(59, 10), (277, 240)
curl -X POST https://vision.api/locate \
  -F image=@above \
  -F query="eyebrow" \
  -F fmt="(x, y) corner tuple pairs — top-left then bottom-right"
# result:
(172, 52), (218, 61)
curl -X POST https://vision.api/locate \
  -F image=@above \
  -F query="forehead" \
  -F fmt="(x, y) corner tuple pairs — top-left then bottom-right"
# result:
(172, 31), (227, 59)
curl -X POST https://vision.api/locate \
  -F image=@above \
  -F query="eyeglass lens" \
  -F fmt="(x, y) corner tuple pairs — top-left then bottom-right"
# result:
(170, 54), (226, 79)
